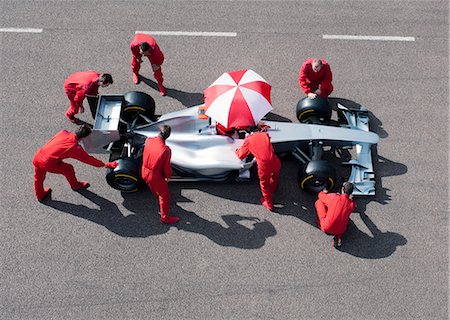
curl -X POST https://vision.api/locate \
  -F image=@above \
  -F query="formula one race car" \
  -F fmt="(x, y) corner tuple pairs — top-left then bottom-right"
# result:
(83, 91), (379, 196)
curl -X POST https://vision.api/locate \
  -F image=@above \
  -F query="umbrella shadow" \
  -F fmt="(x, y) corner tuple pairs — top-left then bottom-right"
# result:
(44, 189), (170, 237)
(337, 212), (407, 258)
(121, 184), (276, 249)
(139, 76), (204, 107)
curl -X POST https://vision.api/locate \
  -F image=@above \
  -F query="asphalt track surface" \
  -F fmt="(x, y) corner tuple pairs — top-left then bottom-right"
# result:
(0, 1), (448, 319)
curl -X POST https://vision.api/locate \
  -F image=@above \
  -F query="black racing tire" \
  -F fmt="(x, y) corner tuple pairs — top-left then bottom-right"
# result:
(106, 157), (142, 192)
(296, 96), (332, 124)
(297, 160), (337, 193)
(121, 91), (156, 123)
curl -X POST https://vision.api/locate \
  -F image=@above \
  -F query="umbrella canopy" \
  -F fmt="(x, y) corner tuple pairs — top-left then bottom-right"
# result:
(204, 69), (272, 128)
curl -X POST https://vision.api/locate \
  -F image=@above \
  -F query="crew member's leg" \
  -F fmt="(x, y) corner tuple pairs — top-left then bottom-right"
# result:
(131, 56), (141, 84)
(65, 91), (79, 122)
(47, 162), (89, 190)
(258, 166), (274, 211)
(153, 67), (166, 96)
(33, 165), (52, 201)
(319, 83), (334, 99)
(149, 178), (179, 224)
(314, 198), (328, 230)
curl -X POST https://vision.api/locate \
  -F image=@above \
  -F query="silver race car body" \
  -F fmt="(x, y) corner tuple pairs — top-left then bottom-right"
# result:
(83, 93), (379, 196)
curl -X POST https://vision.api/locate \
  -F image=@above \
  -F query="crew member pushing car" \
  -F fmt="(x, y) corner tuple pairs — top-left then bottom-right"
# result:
(141, 125), (179, 224)
(235, 126), (281, 211)
(32, 125), (118, 202)
(315, 182), (356, 247)
(130, 33), (166, 96)
(63, 70), (113, 122)
(298, 58), (333, 99)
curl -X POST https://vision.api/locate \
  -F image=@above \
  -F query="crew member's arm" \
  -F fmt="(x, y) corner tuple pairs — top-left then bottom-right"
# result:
(66, 145), (116, 168)
(162, 148), (172, 181)
(131, 43), (143, 63)
(235, 138), (251, 160)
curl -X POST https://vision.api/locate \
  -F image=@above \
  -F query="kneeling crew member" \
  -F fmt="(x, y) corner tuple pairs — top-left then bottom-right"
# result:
(315, 182), (356, 247)
(298, 58), (333, 99)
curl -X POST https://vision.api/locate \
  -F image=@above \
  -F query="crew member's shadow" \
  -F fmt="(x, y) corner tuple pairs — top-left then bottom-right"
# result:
(338, 212), (407, 258)
(44, 189), (169, 237)
(175, 207), (277, 249)
(139, 76), (204, 107)
(70, 118), (93, 128)
(121, 184), (277, 249)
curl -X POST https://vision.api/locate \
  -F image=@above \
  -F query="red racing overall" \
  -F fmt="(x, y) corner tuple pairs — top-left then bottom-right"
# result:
(141, 136), (176, 223)
(298, 58), (334, 98)
(63, 70), (100, 120)
(32, 130), (105, 201)
(130, 34), (165, 88)
(236, 132), (281, 210)
(315, 191), (356, 239)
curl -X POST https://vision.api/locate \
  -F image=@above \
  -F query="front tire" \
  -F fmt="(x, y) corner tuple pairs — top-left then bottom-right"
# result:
(298, 160), (336, 193)
(106, 157), (142, 192)
(296, 96), (332, 124)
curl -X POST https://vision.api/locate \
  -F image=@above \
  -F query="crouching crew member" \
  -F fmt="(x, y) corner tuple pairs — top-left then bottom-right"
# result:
(130, 33), (166, 96)
(64, 70), (113, 122)
(298, 58), (333, 99)
(33, 125), (118, 202)
(315, 182), (356, 247)
(141, 125), (179, 224)
(235, 126), (281, 211)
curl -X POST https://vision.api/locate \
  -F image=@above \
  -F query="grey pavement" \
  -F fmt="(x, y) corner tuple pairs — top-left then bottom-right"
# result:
(0, 1), (448, 319)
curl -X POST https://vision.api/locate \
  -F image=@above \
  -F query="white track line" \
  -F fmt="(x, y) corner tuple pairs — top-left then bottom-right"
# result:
(136, 31), (237, 37)
(0, 28), (43, 33)
(323, 34), (415, 42)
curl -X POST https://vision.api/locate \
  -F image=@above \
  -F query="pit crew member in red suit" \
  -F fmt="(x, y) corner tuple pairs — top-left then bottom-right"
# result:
(32, 125), (118, 202)
(141, 125), (179, 224)
(130, 33), (166, 96)
(64, 70), (113, 122)
(315, 182), (356, 247)
(298, 58), (333, 99)
(235, 125), (281, 211)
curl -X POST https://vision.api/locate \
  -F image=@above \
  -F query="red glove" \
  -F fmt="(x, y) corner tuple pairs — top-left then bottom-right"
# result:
(104, 161), (119, 169)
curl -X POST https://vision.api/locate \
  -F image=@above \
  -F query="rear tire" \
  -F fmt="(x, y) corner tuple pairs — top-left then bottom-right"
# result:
(121, 91), (155, 123)
(296, 96), (332, 124)
(298, 160), (336, 193)
(106, 157), (142, 192)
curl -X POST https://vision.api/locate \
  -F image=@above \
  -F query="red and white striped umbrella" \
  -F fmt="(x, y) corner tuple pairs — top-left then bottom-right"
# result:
(204, 69), (272, 128)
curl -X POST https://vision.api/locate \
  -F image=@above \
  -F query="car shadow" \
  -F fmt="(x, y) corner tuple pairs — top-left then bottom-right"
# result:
(263, 112), (293, 123)
(44, 189), (170, 238)
(179, 143), (408, 258)
(121, 184), (277, 249)
(328, 97), (388, 138)
(139, 76), (204, 107)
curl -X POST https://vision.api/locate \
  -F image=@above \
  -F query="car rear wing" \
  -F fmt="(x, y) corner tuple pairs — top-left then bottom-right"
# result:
(82, 95), (123, 153)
